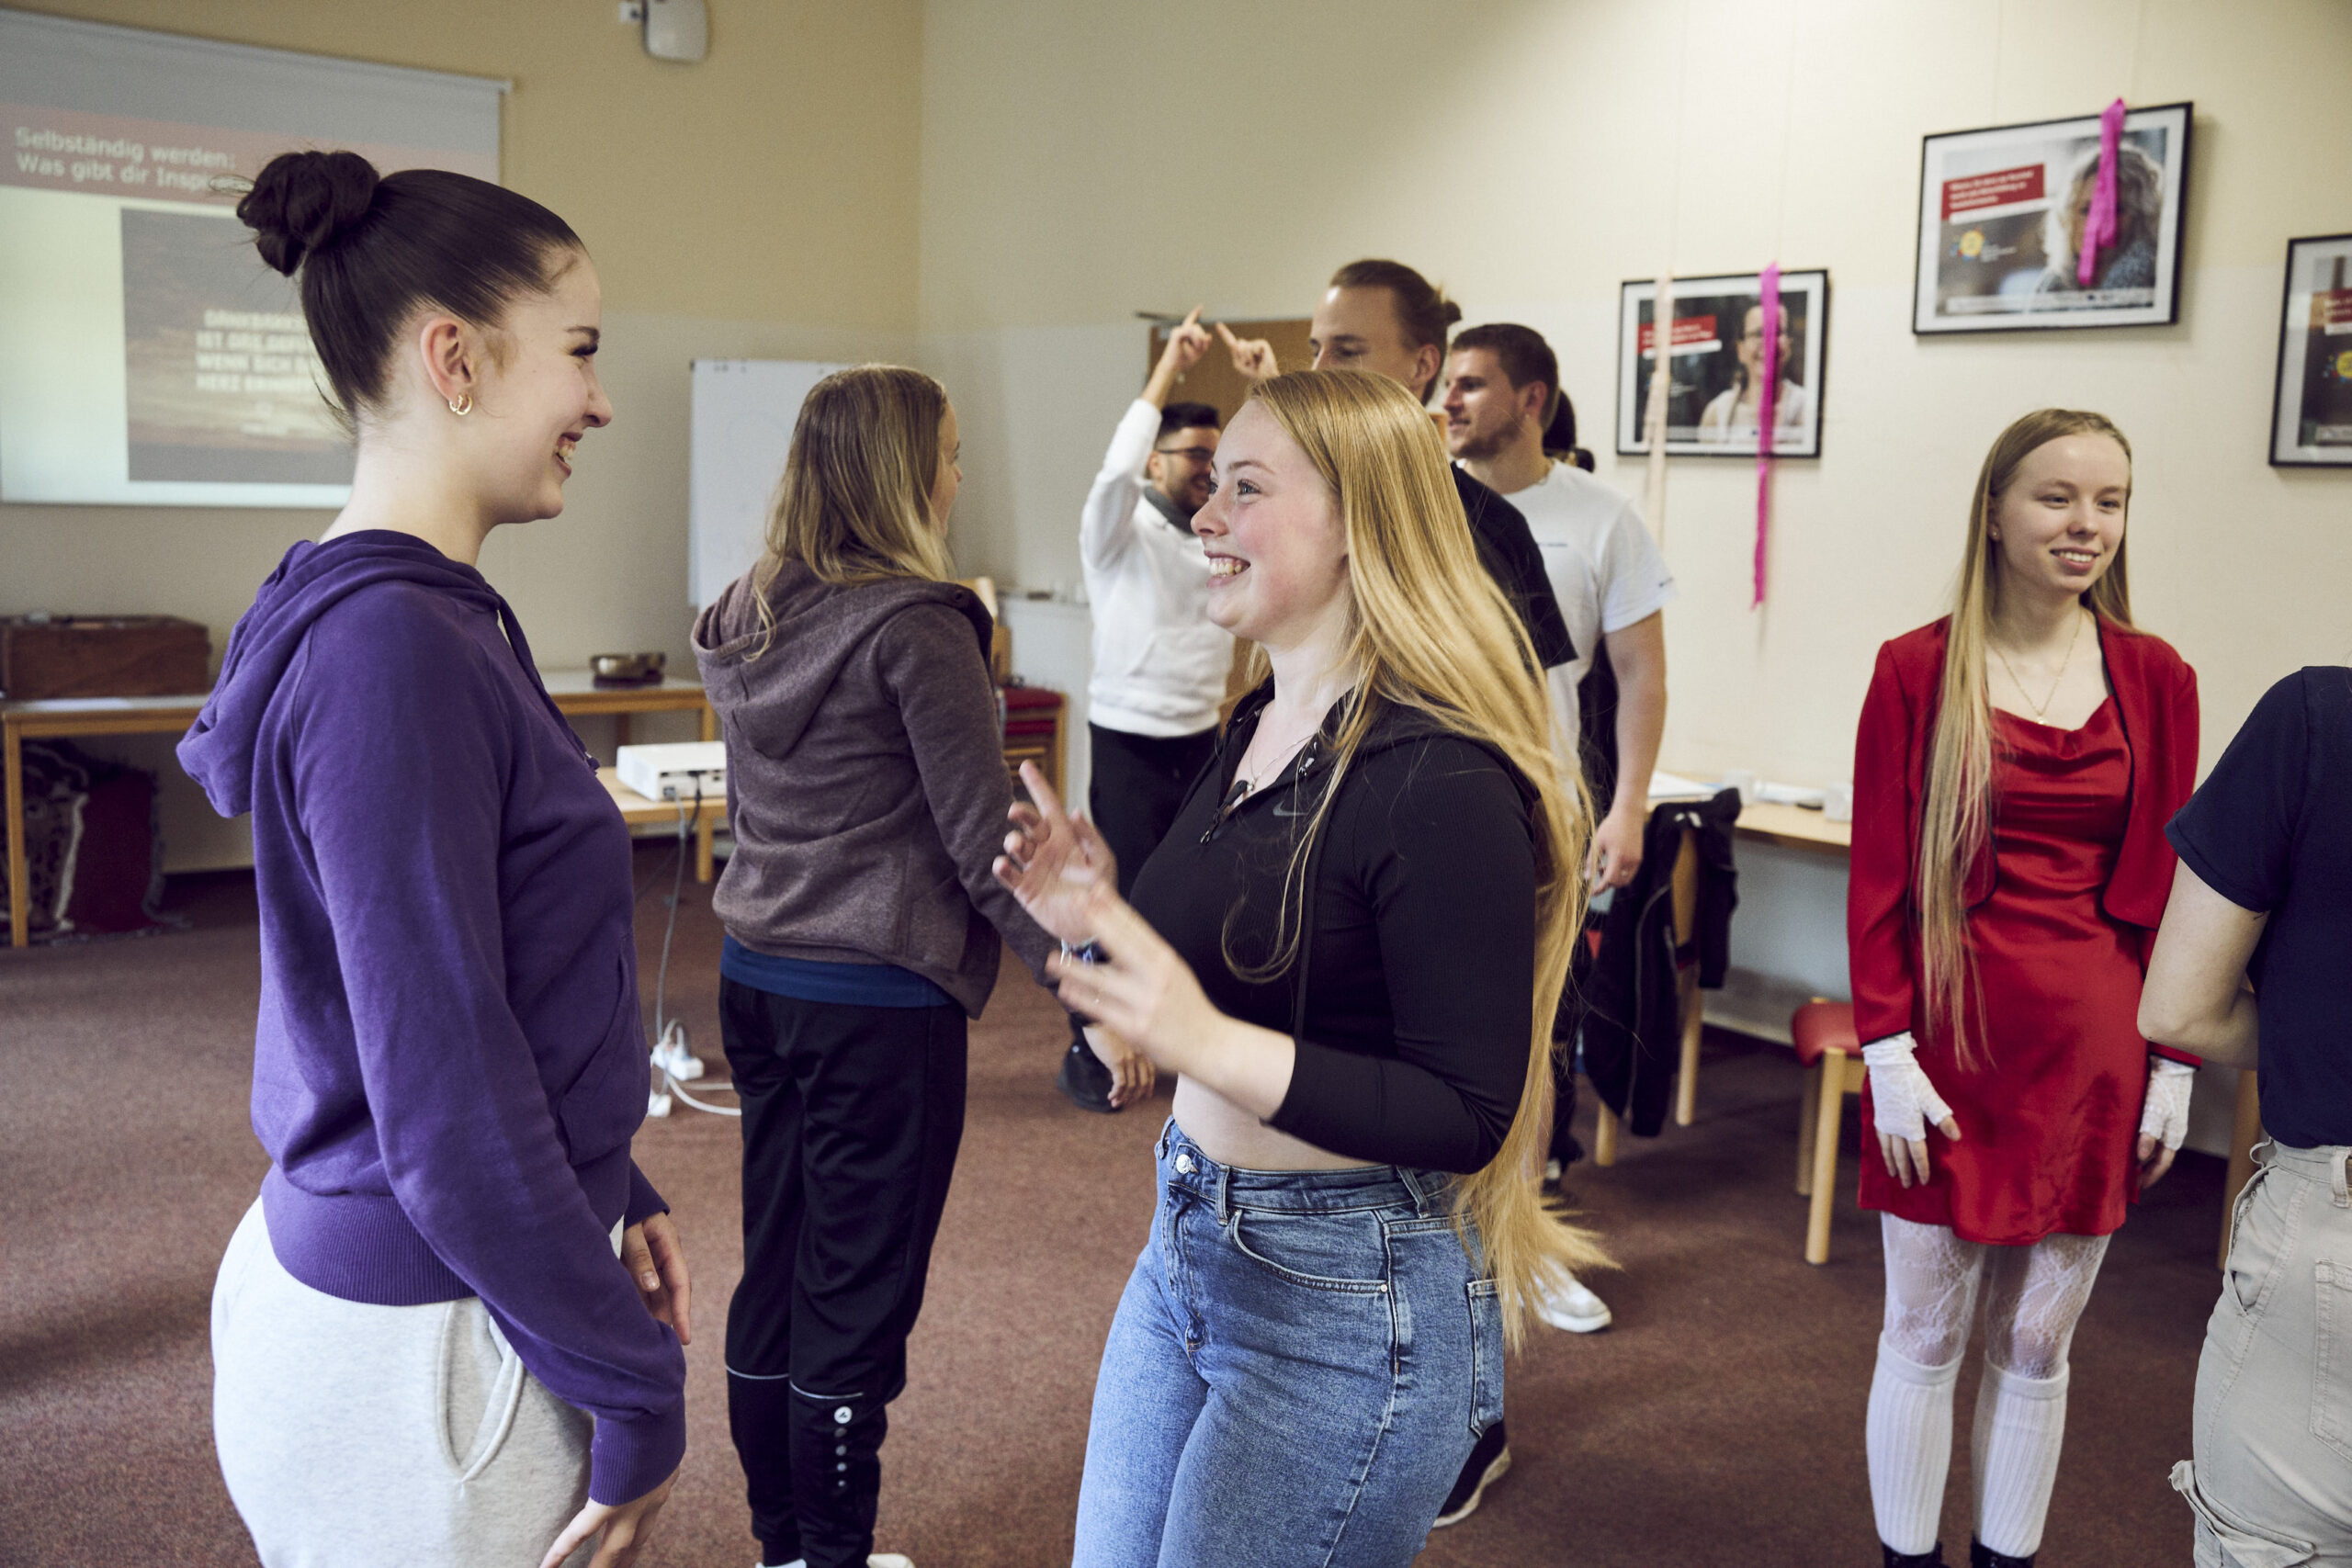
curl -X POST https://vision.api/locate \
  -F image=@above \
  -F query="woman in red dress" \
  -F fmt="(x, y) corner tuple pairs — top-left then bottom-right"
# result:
(1847, 409), (2200, 1568)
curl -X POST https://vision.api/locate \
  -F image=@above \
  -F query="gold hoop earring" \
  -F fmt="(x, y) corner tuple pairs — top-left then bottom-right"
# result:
(447, 393), (472, 416)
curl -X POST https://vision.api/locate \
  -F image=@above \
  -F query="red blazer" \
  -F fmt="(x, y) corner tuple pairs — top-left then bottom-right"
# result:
(1846, 615), (2199, 1059)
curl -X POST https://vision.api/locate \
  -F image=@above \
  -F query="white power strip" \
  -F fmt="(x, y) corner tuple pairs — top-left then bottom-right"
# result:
(646, 1020), (738, 1119)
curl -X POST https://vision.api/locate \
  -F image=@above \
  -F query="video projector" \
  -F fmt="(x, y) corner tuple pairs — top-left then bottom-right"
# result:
(616, 741), (726, 801)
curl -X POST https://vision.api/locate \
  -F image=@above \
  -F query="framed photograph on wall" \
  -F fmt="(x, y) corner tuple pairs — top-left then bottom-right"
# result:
(2270, 233), (2352, 468)
(1913, 101), (2191, 334)
(1614, 269), (1827, 458)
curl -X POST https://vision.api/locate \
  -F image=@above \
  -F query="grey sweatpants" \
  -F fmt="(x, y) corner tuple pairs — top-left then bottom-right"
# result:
(2175, 1140), (2352, 1565)
(211, 1200), (604, 1568)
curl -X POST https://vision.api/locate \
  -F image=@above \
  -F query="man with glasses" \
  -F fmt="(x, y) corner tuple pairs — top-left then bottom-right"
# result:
(1056, 309), (1234, 1113)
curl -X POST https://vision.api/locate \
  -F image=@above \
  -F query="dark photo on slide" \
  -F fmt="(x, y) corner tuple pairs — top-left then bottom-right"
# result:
(122, 208), (354, 485)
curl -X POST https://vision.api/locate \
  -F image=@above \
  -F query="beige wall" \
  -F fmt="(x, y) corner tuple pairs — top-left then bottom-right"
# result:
(919, 0), (2352, 789)
(10, 0), (2350, 875)
(1, 0), (922, 866)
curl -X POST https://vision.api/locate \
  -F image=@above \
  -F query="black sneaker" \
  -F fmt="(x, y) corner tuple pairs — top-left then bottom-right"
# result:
(1883, 1545), (1947, 1566)
(1968, 1540), (2030, 1568)
(1432, 1419), (1510, 1528)
(1056, 1041), (1117, 1114)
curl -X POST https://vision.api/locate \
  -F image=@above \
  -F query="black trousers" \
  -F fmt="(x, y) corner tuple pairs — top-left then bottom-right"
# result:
(1070, 724), (1218, 1054)
(720, 978), (967, 1568)
(1087, 721), (1219, 897)
(1548, 912), (1603, 1167)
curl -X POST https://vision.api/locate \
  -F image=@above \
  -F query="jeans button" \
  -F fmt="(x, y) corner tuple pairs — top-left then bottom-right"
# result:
(1174, 1154), (1196, 1175)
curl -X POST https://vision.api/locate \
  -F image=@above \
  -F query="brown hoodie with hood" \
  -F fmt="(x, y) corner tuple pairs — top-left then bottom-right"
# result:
(692, 559), (1053, 1017)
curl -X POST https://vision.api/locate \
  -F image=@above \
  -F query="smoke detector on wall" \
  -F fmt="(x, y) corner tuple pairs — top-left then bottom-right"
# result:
(616, 0), (707, 62)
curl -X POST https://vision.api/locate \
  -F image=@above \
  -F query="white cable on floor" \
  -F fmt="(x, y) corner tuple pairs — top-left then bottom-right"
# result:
(644, 778), (741, 1119)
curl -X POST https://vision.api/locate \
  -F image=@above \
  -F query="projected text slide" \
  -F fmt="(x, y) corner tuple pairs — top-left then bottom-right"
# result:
(1, 99), (494, 507)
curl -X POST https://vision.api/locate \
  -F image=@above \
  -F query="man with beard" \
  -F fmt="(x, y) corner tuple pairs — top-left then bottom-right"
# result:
(1056, 309), (1235, 1114)
(1217, 260), (1575, 675)
(1445, 322), (1672, 897)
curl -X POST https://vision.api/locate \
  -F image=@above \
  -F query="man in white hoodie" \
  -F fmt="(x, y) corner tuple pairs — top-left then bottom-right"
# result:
(1057, 309), (1235, 1113)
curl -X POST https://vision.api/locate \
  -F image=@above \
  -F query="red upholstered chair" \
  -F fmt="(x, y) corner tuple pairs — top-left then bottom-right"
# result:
(1000, 683), (1066, 799)
(1792, 998), (1867, 1265)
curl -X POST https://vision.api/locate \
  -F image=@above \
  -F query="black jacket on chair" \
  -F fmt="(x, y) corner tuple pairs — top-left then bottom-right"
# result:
(1580, 789), (1741, 1137)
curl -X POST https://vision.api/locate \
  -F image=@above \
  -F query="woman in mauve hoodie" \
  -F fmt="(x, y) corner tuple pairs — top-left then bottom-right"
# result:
(693, 366), (1056, 1568)
(180, 152), (686, 1568)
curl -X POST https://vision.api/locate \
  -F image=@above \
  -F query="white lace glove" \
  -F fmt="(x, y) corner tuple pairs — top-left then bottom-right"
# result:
(2139, 1057), (2197, 1151)
(1860, 1032), (1955, 1142)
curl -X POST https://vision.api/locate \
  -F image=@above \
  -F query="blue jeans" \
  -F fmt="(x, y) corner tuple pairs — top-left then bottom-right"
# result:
(1072, 1122), (1504, 1568)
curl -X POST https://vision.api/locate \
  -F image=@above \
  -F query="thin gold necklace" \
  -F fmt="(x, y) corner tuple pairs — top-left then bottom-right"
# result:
(1991, 609), (2086, 720)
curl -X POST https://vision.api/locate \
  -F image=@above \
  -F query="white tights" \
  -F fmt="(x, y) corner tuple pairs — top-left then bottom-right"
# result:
(1865, 1213), (2110, 1559)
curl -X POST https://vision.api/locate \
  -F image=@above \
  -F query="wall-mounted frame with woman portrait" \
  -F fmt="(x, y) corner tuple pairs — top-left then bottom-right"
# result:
(1613, 268), (1828, 458)
(1913, 102), (2192, 335)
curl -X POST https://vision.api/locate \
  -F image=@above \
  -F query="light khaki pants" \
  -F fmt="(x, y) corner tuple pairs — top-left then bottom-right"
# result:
(211, 1200), (604, 1568)
(2175, 1141), (2352, 1566)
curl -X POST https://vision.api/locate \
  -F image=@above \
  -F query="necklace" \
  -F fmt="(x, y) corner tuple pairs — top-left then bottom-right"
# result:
(1990, 608), (2086, 720)
(1203, 723), (1321, 844)
(1234, 723), (1317, 798)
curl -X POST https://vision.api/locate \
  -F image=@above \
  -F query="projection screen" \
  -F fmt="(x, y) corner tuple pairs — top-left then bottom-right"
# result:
(0, 10), (504, 507)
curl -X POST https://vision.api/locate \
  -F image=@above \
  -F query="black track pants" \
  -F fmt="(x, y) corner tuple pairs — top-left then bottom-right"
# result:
(1068, 724), (1218, 1054)
(720, 978), (967, 1568)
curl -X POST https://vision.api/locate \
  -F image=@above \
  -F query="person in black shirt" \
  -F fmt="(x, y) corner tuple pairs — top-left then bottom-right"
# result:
(1220, 262), (1583, 1524)
(1217, 258), (1576, 675)
(2141, 665), (2352, 1564)
(995, 369), (1604, 1568)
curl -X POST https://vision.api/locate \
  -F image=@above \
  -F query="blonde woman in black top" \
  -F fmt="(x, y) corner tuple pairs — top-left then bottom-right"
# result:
(996, 369), (1604, 1567)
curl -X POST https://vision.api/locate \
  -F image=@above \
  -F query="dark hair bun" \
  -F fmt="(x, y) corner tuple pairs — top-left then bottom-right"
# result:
(237, 150), (380, 276)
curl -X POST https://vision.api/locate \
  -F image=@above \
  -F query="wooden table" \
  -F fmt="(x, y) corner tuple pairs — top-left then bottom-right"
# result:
(5, 671), (714, 947)
(537, 669), (717, 750)
(1732, 798), (1850, 854)
(599, 768), (728, 886)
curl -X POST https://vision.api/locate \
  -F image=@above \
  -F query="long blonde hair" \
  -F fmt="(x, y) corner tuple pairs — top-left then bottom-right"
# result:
(1918, 409), (2134, 1066)
(1245, 369), (1607, 1343)
(751, 364), (953, 652)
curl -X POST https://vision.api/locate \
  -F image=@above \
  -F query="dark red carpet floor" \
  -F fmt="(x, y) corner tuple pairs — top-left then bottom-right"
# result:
(0, 848), (2221, 1565)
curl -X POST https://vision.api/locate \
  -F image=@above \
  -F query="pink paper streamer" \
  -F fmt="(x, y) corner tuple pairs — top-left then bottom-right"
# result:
(1752, 264), (1779, 608)
(2077, 98), (2127, 287)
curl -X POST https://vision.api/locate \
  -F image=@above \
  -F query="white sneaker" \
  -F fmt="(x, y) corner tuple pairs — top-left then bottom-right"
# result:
(1533, 1267), (1612, 1333)
(757, 1557), (912, 1568)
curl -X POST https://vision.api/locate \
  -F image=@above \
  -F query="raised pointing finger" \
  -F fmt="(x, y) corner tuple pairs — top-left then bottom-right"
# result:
(1018, 761), (1074, 834)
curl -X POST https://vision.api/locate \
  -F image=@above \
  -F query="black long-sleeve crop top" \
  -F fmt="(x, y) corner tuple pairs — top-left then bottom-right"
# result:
(1125, 685), (1539, 1173)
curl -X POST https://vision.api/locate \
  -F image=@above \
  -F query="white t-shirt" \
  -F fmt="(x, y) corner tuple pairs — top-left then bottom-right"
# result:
(1482, 460), (1677, 762)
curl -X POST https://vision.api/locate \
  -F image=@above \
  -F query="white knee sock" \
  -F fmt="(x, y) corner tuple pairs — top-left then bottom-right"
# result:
(1867, 1333), (1964, 1555)
(1971, 1359), (2070, 1558)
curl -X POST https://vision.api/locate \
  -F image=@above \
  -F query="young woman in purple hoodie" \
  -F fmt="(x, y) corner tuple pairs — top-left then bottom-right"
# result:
(180, 152), (687, 1568)
(693, 366), (1057, 1568)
